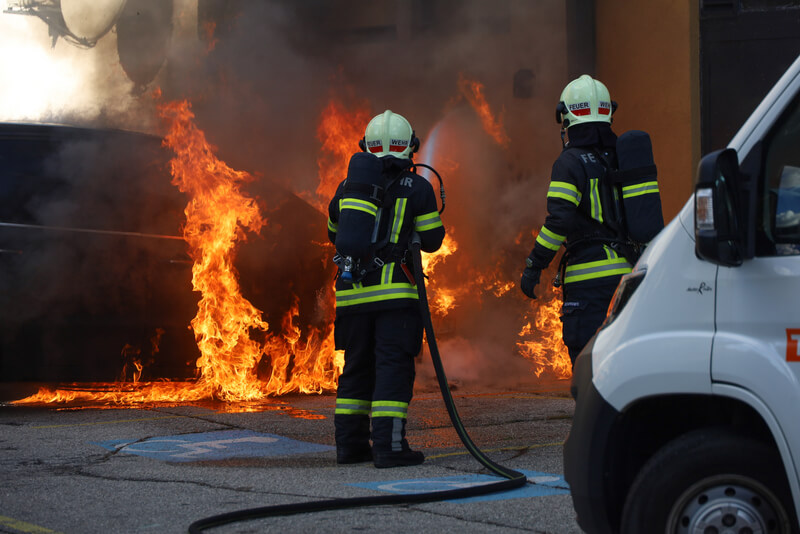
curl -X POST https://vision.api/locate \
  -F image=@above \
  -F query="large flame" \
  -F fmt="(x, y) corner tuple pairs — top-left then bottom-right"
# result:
(162, 98), (270, 400)
(14, 97), (342, 406)
(14, 74), (572, 408)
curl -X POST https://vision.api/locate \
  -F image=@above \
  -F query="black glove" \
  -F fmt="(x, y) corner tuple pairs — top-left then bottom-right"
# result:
(520, 266), (541, 299)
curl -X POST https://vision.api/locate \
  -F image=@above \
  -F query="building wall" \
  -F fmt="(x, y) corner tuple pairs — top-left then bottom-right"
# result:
(595, 0), (700, 222)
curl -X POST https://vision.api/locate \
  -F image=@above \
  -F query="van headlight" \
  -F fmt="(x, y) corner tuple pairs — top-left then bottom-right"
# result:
(603, 269), (646, 327)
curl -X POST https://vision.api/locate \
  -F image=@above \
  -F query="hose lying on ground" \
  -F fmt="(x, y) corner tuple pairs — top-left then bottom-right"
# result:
(186, 237), (527, 533)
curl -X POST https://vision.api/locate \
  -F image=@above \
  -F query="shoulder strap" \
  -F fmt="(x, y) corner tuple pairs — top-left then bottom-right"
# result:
(574, 146), (626, 241)
(370, 170), (407, 250)
(342, 181), (385, 206)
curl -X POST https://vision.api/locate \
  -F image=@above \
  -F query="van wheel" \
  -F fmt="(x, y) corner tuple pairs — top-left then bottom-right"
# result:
(620, 427), (796, 534)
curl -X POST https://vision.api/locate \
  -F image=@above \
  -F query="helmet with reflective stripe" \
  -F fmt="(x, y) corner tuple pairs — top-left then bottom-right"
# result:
(361, 110), (419, 159)
(556, 75), (616, 128)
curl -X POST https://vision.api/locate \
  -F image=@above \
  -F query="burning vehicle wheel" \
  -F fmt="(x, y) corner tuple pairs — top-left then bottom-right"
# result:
(620, 427), (796, 534)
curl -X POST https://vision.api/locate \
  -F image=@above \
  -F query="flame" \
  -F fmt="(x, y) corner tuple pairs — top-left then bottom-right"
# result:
(201, 20), (218, 52)
(15, 78), (573, 408)
(517, 295), (572, 379)
(422, 234), (457, 273)
(262, 297), (343, 396)
(159, 98), (343, 398)
(457, 73), (510, 147)
(419, 234), (458, 317)
(420, 79), (570, 378)
(14, 98), (342, 407)
(312, 96), (372, 212)
(161, 98), (273, 401)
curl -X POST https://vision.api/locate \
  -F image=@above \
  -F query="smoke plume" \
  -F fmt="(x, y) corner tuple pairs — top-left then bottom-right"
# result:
(0, 0), (572, 387)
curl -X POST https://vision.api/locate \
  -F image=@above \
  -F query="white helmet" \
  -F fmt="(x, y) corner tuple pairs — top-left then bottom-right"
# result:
(555, 75), (616, 128)
(359, 110), (419, 159)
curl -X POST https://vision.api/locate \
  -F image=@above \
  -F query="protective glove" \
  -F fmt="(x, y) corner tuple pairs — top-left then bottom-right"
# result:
(520, 265), (541, 299)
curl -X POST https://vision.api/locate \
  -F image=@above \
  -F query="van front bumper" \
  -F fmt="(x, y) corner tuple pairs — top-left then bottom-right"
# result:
(563, 338), (621, 534)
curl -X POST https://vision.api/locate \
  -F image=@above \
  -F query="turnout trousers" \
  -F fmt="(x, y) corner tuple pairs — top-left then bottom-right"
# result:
(561, 280), (618, 365)
(334, 307), (423, 454)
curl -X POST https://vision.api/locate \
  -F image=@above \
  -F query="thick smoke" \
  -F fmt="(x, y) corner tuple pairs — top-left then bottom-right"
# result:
(0, 1), (157, 130)
(0, 0), (571, 387)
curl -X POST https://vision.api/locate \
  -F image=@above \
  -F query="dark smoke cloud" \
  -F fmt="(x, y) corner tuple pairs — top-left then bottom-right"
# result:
(0, 127), (196, 380)
(1, 0), (573, 385)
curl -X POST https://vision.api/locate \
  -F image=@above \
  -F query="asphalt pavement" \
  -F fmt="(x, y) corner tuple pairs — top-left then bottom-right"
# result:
(0, 378), (582, 534)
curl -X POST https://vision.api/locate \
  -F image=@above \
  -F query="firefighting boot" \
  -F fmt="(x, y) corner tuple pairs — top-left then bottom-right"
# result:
(371, 416), (424, 468)
(334, 412), (372, 464)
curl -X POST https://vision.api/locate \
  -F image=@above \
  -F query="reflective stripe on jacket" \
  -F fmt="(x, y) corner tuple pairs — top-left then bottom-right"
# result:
(328, 166), (444, 315)
(530, 146), (631, 285)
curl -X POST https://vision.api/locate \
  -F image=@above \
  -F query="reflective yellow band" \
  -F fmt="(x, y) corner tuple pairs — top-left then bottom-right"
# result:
(564, 257), (632, 284)
(372, 400), (409, 419)
(414, 210), (443, 232)
(390, 198), (407, 243)
(327, 218), (337, 233)
(335, 397), (371, 415)
(536, 226), (566, 251)
(547, 181), (581, 206)
(622, 181), (659, 198)
(340, 198), (378, 216)
(381, 262), (395, 285)
(589, 178), (603, 223)
(336, 282), (418, 307)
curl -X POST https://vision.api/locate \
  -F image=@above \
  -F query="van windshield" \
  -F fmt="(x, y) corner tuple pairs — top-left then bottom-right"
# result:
(760, 94), (800, 255)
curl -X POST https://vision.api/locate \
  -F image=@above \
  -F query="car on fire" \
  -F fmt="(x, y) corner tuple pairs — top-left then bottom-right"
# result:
(0, 122), (330, 383)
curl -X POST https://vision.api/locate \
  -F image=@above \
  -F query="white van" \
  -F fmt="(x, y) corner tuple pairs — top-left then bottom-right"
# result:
(563, 53), (800, 533)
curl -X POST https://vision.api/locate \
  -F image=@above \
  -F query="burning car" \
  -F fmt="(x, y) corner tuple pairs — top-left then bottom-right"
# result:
(0, 121), (331, 385)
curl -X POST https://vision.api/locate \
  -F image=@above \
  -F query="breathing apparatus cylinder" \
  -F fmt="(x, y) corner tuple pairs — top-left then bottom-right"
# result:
(335, 152), (385, 281)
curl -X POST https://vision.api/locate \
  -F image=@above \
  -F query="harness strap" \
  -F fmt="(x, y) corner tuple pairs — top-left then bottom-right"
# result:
(342, 181), (385, 205)
(553, 235), (633, 287)
(610, 165), (657, 184)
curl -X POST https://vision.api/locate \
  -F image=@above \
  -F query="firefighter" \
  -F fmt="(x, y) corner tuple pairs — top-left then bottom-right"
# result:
(327, 110), (445, 468)
(520, 75), (632, 365)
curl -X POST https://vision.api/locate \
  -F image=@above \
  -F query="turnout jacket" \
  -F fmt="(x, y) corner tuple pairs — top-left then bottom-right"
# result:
(529, 125), (632, 286)
(327, 162), (445, 316)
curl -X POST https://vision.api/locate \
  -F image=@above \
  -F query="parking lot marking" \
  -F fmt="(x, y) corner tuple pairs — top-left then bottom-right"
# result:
(0, 514), (63, 534)
(92, 429), (333, 462)
(351, 469), (570, 503)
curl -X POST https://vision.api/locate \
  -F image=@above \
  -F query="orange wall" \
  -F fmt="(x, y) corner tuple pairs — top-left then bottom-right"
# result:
(595, 0), (700, 223)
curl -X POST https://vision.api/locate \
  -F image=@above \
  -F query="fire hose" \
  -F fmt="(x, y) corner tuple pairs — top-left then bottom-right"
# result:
(187, 182), (527, 534)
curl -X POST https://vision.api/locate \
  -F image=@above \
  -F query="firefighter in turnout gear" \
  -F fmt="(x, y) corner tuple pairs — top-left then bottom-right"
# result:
(521, 75), (632, 365)
(327, 110), (445, 468)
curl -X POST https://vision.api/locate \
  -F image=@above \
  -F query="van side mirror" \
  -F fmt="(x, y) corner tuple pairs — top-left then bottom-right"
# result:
(694, 148), (744, 266)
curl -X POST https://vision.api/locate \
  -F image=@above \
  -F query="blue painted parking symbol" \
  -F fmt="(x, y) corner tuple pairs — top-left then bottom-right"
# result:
(93, 430), (333, 462)
(351, 470), (569, 503)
